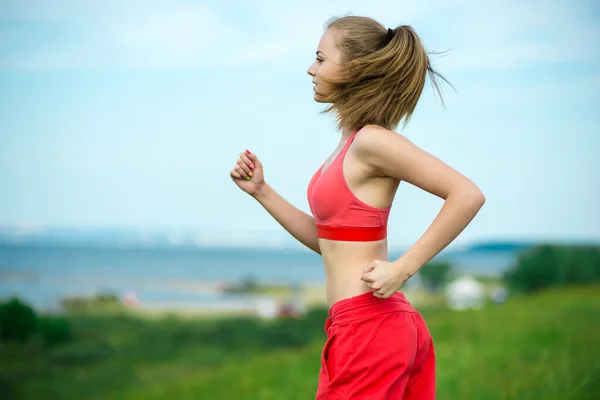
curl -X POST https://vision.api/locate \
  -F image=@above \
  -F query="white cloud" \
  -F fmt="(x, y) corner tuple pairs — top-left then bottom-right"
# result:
(3, 0), (598, 71)
(0, 2), (244, 70)
(439, 0), (600, 71)
(0, 0), (454, 70)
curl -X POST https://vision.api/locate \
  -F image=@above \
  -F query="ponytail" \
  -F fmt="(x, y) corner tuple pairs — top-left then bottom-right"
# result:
(318, 16), (452, 131)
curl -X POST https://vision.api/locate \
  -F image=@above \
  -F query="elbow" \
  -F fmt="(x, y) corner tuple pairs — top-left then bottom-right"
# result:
(451, 184), (485, 212)
(466, 186), (486, 212)
(313, 243), (322, 255)
(472, 188), (486, 207)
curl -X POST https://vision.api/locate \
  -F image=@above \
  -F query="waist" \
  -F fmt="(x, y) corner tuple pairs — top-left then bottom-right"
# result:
(316, 224), (387, 241)
(326, 292), (415, 330)
(319, 239), (389, 306)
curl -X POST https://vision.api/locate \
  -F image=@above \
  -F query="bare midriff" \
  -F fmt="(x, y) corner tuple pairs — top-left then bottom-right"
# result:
(319, 238), (389, 307)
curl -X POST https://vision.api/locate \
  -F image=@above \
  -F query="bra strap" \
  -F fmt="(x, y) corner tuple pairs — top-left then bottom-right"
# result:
(341, 129), (360, 154)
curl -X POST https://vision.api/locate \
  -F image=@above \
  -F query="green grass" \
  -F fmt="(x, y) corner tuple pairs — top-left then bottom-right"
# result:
(1, 285), (599, 400)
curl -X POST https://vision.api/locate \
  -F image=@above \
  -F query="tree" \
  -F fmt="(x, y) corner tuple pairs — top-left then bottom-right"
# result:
(0, 298), (38, 342)
(419, 261), (452, 292)
(504, 245), (600, 292)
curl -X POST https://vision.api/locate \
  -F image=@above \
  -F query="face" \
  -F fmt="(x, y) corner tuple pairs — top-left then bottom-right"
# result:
(307, 28), (344, 102)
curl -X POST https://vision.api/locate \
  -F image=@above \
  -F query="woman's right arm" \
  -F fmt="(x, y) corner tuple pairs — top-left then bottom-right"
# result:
(230, 150), (321, 255)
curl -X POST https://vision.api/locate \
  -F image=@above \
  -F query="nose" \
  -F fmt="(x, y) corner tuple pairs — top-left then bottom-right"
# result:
(307, 62), (316, 77)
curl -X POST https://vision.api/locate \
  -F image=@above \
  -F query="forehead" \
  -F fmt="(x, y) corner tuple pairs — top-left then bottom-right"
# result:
(317, 28), (341, 54)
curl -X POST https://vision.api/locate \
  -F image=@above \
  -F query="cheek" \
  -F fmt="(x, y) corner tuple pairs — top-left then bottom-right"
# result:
(315, 65), (331, 80)
(317, 64), (340, 82)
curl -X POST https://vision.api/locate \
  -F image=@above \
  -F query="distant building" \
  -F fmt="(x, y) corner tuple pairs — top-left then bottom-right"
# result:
(121, 291), (140, 308)
(445, 275), (485, 310)
(255, 297), (278, 319)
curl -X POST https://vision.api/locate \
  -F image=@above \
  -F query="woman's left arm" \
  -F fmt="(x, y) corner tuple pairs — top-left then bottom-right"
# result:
(356, 126), (486, 297)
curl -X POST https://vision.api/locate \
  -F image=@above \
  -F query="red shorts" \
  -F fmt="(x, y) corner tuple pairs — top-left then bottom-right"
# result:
(316, 291), (435, 399)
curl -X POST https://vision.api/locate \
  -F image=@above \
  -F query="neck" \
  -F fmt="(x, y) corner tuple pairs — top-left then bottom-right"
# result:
(341, 125), (357, 141)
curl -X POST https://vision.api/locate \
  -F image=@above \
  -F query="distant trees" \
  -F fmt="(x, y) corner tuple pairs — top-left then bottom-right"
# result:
(504, 245), (600, 292)
(0, 298), (71, 345)
(0, 298), (37, 342)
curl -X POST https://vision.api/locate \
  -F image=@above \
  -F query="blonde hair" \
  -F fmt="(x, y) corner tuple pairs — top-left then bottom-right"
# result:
(318, 16), (451, 131)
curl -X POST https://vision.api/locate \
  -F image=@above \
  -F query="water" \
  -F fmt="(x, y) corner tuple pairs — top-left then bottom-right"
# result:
(0, 244), (325, 311)
(0, 243), (518, 311)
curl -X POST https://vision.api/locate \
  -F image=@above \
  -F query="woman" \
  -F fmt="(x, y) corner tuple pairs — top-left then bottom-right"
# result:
(230, 16), (485, 400)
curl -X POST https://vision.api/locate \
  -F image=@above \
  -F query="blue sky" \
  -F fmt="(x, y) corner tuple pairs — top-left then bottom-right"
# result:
(1, 0), (599, 249)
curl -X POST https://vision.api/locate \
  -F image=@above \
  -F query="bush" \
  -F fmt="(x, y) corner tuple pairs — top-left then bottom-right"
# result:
(0, 297), (39, 342)
(39, 316), (72, 345)
(504, 244), (600, 292)
(49, 342), (114, 366)
(60, 292), (122, 312)
(258, 318), (311, 348)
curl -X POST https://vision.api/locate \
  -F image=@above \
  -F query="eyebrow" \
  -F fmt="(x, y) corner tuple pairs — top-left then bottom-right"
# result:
(316, 51), (326, 57)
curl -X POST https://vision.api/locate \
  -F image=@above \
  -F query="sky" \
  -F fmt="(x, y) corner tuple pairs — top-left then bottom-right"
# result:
(1, 0), (599, 249)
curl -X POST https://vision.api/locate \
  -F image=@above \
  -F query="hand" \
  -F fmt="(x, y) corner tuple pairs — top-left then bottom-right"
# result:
(361, 259), (414, 299)
(230, 150), (265, 197)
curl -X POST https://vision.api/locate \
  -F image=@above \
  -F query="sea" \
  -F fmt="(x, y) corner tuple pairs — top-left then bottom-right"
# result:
(0, 242), (521, 312)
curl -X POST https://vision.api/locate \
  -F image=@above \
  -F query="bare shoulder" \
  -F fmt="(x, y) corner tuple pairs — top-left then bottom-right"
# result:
(355, 124), (401, 141)
(352, 125), (482, 201)
(353, 124), (416, 160)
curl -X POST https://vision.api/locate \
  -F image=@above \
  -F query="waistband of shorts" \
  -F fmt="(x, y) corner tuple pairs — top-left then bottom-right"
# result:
(327, 291), (415, 327)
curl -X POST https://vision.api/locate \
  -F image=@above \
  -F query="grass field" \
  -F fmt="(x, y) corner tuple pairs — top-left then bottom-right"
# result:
(1, 284), (599, 399)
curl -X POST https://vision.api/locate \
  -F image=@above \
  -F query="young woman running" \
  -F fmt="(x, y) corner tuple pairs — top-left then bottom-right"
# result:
(230, 15), (485, 400)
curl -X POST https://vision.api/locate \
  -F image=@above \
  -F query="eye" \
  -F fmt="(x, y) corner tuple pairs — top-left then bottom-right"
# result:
(315, 58), (324, 63)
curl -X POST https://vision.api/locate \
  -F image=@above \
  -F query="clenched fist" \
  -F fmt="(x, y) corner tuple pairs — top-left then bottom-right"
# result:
(361, 259), (413, 298)
(230, 150), (265, 197)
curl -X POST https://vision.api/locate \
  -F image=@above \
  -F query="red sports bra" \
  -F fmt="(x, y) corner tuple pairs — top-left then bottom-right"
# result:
(307, 130), (391, 241)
